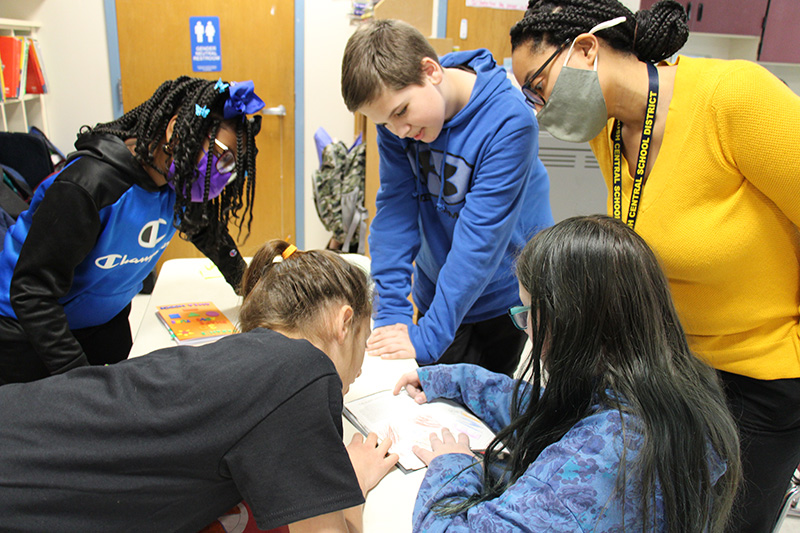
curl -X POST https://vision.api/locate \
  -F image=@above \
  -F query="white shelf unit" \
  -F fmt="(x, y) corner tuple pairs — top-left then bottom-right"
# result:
(0, 17), (49, 135)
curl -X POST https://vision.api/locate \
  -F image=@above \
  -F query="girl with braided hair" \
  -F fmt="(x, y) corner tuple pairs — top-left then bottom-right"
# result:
(0, 76), (264, 385)
(509, 1), (800, 531)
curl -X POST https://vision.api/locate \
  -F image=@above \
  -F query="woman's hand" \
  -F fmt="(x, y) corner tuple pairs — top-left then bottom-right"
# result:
(412, 428), (474, 466)
(346, 432), (399, 497)
(393, 370), (427, 404)
(366, 324), (416, 360)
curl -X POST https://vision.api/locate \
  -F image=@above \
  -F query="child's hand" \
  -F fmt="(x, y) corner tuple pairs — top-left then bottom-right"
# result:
(412, 428), (473, 466)
(346, 432), (399, 496)
(393, 370), (427, 404)
(366, 324), (416, 360)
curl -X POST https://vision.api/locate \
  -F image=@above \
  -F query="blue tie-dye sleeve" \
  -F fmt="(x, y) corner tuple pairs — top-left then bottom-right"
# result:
(411, 406), (679, 531)
(412, 453), (581, 532)
(417, 363), (527, 433)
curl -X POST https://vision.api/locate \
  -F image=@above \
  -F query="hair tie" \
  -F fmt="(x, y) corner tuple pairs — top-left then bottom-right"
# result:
(272, 244), (298, 264)
(195, 104), (210, 118)
(214, 78), (230, 93)
(282, 244), (298, 259)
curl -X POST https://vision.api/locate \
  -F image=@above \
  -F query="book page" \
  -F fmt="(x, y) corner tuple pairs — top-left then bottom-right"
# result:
(344, 389), (495, 472)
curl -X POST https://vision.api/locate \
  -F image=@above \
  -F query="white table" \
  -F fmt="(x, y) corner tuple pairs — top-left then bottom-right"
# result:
(131, 258), (425, 532)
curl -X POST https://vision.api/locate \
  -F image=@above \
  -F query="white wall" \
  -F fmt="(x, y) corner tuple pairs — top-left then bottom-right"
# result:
(0, 0), (114, 154)
(302, 0), (360, 249)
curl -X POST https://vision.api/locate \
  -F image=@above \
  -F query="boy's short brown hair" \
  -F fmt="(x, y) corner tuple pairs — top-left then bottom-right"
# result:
(341, 19), (440, 112)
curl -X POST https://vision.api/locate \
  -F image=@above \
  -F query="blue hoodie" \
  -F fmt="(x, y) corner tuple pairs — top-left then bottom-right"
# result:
(370, 49), (553, 364)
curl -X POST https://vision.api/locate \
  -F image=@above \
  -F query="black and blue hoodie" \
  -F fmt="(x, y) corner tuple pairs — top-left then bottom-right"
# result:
(370, 49), (554, 364)
(0, 133), (244, 375)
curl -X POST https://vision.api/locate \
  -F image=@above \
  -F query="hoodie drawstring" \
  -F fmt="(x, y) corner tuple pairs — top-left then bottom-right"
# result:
(412, 145), (422, 200)
(435, 129), (450, 212)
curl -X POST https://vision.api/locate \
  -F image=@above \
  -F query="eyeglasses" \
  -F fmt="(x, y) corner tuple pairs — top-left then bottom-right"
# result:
(508, 305), (531, 331)
(210, 137), (236, 173)
(521, 39), (570, 109)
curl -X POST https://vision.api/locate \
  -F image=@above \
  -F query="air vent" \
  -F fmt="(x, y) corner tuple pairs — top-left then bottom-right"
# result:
(539, 149), (578, 168)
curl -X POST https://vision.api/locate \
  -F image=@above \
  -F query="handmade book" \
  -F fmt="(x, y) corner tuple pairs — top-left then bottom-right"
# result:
(155, 302), (236, 346)
(344, 389), (497, 472)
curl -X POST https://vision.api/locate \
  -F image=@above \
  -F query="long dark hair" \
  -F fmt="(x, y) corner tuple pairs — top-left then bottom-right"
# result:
(85, 76), (259, 242)
(445, 216), (740, 532)
(238, 240), (372, 342)
(510, 0), (689, 63)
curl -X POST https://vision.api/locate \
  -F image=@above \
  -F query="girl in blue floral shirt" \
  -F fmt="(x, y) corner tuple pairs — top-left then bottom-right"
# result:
(395, 215), (741, 532)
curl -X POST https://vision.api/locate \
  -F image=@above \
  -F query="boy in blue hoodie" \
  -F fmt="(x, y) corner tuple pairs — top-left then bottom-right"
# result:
(341, 20), (553, 374)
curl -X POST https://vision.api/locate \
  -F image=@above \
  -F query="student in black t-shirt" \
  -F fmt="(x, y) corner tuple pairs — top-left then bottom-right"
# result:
(0, 240), (398, 533)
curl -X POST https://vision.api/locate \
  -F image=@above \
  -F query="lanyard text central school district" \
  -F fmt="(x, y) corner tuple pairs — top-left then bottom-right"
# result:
(612, 61), (659, 230)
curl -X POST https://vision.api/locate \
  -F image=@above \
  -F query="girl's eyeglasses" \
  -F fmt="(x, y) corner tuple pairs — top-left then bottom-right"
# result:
(508, 305), (531, 331)
(210, 137), (236, 174)
(521, 39), (570, 109)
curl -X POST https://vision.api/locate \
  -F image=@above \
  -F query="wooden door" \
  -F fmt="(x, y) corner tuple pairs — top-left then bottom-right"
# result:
(446, 1), (525, 63)
(114, 0), (294, 271)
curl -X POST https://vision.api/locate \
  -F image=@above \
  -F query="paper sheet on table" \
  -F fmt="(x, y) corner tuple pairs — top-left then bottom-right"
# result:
(344, 389), (496, 472)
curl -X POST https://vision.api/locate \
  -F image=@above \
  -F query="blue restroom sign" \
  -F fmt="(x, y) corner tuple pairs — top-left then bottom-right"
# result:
(190, 16), (222, 72)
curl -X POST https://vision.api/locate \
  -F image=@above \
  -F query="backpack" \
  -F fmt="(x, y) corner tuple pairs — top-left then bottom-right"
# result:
(311, 127), (368, 254)
(0, 129), (63, 249)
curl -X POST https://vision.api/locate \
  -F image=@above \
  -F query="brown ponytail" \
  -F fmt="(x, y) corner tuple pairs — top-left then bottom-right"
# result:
(238, 240), (371, 339)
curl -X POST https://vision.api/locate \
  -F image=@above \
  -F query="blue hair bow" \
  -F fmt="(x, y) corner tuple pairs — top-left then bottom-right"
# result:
(223, 80), (266, 119)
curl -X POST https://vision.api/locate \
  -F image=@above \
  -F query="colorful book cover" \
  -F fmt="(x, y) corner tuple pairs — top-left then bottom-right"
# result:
(156, 302), (236, 345)
(0, 36), (21, 99)
(25, 38), (45, 94)
(29, 39), (48, 93)
(17, 36), (28, 98)
(0, 55), (5, 102)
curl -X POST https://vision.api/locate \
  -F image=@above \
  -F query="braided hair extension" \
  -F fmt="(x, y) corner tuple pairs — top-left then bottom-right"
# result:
(86, 76), (257, 242)
(510, 0), (688, 63)
(183, 113), (260, 243)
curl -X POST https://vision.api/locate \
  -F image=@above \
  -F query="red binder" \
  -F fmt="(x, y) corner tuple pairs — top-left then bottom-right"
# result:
(0, 36), (21, 99)
(25, 38), (46, 94)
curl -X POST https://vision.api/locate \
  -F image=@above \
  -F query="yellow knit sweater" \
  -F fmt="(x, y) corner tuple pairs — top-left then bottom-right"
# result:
(589, 55), (800, 380)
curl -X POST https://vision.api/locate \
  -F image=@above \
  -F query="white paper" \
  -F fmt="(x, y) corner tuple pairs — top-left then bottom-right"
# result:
(344, 389), (496, 471)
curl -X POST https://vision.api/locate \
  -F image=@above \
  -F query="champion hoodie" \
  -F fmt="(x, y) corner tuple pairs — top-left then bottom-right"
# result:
(0, 133), (243, 375)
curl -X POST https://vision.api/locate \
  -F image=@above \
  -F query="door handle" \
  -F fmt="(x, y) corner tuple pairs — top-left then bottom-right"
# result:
(262, 105), (287, 116)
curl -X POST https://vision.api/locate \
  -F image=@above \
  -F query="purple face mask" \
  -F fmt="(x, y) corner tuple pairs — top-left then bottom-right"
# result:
(167, 151), (236, 202)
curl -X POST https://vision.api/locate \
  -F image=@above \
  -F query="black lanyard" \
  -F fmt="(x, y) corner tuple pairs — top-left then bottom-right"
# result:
(612, 62), (659, 230)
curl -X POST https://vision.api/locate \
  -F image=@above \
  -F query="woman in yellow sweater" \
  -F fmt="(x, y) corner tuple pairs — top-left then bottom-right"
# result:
(510, 1), (800, 531)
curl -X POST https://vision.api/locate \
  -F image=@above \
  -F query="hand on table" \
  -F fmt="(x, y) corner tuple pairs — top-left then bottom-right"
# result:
(367, 324), (416, 360)
(413, 428), (474, 466)
(346, 432), (399, 496)
(393, 370), (427, 404)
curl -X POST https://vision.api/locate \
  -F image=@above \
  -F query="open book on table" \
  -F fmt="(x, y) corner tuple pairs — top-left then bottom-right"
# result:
(155, 302), (236, 346)
(344, 389), (496, 473)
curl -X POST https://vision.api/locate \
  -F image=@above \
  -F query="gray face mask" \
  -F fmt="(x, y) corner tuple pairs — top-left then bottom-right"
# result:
(535, 16), (626, 143)
(535, 60), (608, 143)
